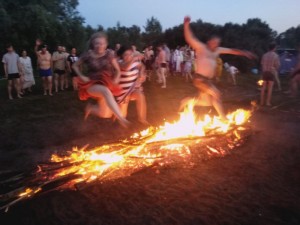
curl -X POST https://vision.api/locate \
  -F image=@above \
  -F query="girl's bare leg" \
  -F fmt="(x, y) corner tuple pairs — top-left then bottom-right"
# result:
(87, 84), (129, 127)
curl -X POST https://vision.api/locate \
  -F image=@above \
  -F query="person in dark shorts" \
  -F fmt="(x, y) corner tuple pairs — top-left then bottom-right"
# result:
(35, 39), (53, 96)
(2, 44), (24, 99)
(52, 45), (67, 92)
(39, 68), (52, 77)
(260, 43), (280, 106)
(67, 47), (79, 90)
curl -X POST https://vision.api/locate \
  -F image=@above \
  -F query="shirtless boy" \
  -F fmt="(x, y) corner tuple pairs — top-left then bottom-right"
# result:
(35, 39), (53, 96)
(181, 16), (255, 120)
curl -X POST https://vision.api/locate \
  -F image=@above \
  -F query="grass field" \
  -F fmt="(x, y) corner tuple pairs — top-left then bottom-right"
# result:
(0, 72), (299, 225)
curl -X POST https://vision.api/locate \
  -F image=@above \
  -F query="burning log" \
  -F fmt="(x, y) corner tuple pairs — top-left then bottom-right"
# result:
(0, 104), (253, 212)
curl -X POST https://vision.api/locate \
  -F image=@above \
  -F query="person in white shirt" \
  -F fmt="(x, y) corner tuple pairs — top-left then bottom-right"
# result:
(2, 44), (24, 99)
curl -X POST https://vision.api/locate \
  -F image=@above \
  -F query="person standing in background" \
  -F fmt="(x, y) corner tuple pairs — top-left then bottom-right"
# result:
(67, 47), (79, 90)
(62, 46), (70, 89)
(52, 45), (67, 92)
(156, 44), (167, 88)
(2, 44), (24, 99)
(260, 42), (280, 106)
(35, 39), (53, 96)
(19, 50), (35, 93)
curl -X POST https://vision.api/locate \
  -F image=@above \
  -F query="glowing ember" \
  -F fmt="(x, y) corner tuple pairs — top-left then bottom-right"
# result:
(0, 100), (252, 211)
(257, 79), (264, 86)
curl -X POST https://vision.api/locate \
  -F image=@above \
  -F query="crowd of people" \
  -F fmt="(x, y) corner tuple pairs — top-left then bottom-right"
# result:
(2, 16), (300, 127)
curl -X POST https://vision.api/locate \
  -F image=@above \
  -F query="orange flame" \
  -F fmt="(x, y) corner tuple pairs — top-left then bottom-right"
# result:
(47, 100), (251, 186)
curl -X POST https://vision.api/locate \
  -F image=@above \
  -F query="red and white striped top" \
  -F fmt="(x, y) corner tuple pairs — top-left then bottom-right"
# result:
(115, 60), (141, 103)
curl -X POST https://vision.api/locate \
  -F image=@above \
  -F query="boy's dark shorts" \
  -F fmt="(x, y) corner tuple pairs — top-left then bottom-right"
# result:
(8, 73), (20, 80)
(262, 71), (274, 81)
(54, 69), (66, 75)
(193, 73), (214, 91)
(39, 68), (52, 77)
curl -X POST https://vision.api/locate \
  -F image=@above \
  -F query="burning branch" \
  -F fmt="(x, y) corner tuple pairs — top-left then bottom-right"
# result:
(0, 103), (252, 212)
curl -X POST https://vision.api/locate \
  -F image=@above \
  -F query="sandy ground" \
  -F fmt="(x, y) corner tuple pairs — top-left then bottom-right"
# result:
(0, 74), (299, 225)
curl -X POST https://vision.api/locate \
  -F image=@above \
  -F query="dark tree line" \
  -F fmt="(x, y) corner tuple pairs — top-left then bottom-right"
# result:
(0, 0), (88, 55)
(1, 0), (299, 71)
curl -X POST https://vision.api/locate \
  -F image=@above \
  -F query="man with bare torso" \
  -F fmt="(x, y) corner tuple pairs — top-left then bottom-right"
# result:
(35, 39), (53, 96)
(181, 16), (255, 120)
(52, 45), (67, 92)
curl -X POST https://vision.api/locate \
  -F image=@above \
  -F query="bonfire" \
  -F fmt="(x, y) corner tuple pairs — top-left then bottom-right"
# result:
(0, 100), (252, 212)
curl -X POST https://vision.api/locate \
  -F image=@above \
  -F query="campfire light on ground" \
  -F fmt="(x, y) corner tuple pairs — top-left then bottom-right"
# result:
(0, 100), (252, 212)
